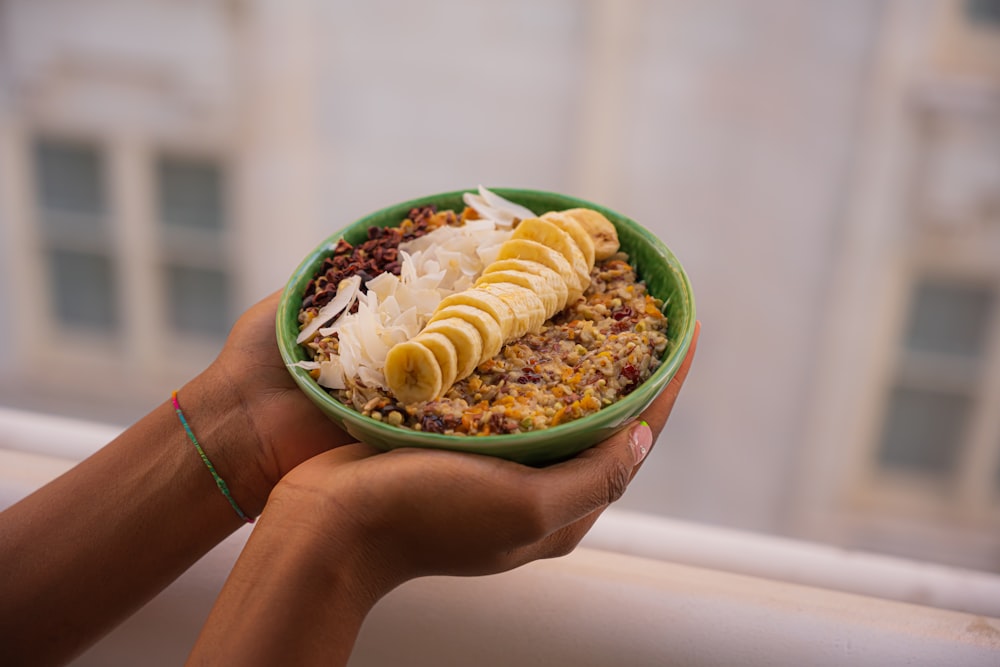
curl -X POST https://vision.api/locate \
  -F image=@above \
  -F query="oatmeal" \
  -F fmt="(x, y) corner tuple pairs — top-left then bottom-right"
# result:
(296, 195), (669, 436)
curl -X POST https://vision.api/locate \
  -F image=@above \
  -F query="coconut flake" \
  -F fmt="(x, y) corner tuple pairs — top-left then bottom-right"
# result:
(400, 218), (510, 293)
(357, 365), (386, 391)
(296, 274), (362, 344)
(308, 213), (517, 394)
(317, 358), (347, 390)
(462, 185), (537, 227)
(289, 360), (321, 371)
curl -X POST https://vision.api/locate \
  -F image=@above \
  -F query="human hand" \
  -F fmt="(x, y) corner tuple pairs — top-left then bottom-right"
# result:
(189, 324), (698, 665)
(269, 322), (699, 588)
(185, 291), (357, 517)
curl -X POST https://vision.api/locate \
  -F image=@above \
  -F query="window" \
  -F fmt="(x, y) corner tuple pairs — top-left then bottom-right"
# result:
(48, 250), (119, 331)
(903, 281), (994, 358)
(36, 140), (104, 219)
(156, 156), (233, 339)
(34, 139), (119, 334)
(875, 279), (997, 484)
(967, 0), (1000, 27)
(158, 159), (225, 231)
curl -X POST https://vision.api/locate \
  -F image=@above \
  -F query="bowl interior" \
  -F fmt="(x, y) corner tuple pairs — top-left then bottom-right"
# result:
(277, 188), (695, 465)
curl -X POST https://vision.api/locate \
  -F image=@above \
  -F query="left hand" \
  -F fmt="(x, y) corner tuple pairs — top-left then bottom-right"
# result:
(193, 291), (358, 514)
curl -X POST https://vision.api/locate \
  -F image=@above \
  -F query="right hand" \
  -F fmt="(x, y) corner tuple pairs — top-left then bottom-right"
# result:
(267, 322), (699, 590)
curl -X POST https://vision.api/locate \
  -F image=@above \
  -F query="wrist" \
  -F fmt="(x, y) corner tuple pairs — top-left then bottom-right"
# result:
(264, 483), (403, 606)
(177, 364), (273, 520)
(190, 487), (394, 665)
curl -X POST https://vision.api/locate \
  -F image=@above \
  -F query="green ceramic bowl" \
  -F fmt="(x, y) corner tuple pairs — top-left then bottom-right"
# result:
(277, 188), (695, 465)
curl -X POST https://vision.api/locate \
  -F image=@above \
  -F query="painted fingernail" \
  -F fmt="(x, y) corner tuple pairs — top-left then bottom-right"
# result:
(629, 421), (652, 466)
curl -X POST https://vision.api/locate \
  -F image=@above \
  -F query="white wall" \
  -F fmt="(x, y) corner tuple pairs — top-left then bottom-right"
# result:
(303, 0), (885, 535)
(1, 0), (997, 571)
(0, 0), (891, 531)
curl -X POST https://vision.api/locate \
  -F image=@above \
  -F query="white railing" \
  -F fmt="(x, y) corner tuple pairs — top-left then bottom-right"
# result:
(2, 407), (999, 666)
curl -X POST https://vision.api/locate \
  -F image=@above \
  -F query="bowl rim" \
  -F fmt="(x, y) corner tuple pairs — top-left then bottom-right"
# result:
(276, 187), (696, 449)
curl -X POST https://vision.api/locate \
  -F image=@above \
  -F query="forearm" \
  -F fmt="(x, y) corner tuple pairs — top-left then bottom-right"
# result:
(0, 367), (270, 666)
(187, 495), (388, 667)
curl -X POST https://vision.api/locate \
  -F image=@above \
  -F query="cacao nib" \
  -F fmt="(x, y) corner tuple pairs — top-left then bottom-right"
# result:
(420, 414), (446, 434)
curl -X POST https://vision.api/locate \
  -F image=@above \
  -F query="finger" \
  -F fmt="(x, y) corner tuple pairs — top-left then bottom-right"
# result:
(500, 497), (617, 568)
(527, 420), (650, 531)
(536, 503), (609, 560)
(306, 442), (382, 467)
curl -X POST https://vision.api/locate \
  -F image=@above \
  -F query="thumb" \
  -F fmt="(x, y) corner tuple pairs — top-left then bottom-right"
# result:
(626, 420), (653, 467)
(531, 419), (651, 529)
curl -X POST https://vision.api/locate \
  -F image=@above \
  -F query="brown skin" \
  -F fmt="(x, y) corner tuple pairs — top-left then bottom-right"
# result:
(0, 291), (698, 667)
(190, 321), (699, 666)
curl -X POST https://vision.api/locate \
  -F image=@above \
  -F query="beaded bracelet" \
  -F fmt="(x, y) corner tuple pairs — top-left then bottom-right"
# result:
(171, 390), (255, 524)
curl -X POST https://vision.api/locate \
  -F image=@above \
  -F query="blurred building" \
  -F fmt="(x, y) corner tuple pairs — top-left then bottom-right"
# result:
(0, 0), (998, 572)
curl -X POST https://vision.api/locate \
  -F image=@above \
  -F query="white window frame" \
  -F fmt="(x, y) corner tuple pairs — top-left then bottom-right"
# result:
(0, 124), (236, 416)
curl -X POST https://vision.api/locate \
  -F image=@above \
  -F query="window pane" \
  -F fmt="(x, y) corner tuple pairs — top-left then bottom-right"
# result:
(904, 280), (994, 357)
(35, 139), (104, 219)
(48, 250), (118, 331)
(967, 0), (1000, 26)
(166, 266), (231, 337)
(158, 158), (224, 230)
(877, 386), (970, 476)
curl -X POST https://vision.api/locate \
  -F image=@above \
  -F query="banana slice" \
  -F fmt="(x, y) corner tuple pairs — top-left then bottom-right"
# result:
(422, 317), (483, 380)
(475, 281), (547, 337)
(384, 340), (442, 405)
(437, 288), (518, 340)
(383, 205), (619, 406)
(558, 208), (619, 260)
(511, 218), (591, 292)
(428, 304), (503, 364)
(480, 258), (569, 316)
(416, 331), (459, 397)
(496, 238), (583, 303)
(542, 211), (596, 268)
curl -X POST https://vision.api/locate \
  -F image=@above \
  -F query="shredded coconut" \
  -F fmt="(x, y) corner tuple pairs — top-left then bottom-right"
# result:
(308, 214), (520, 392)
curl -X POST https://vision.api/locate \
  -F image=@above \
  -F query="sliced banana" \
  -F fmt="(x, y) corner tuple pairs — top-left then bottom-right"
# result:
(417, 331), (459, 397)
(428, 304), (503, 364)
(475, 281), (547, 336)
(542, 211), (596, 268)
(496, 238), (584, 303)
(479, 258), (569, 316)
(511, 218), (591, 292)
(384, 340), (442, 405)
(383, 205), (616, 406)
(558, 208), (619, 260)
(437, 288), (517, 341)
(422, 317), (483, 380)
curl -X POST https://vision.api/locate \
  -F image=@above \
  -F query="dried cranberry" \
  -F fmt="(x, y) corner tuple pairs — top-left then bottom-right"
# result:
(622, 364), (640, 384)
(612, 307), (633, 321)
(517, 371), (543, 384)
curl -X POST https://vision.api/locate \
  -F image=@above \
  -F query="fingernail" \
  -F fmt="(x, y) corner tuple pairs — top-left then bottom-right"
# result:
(628, 421), (652, 466)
